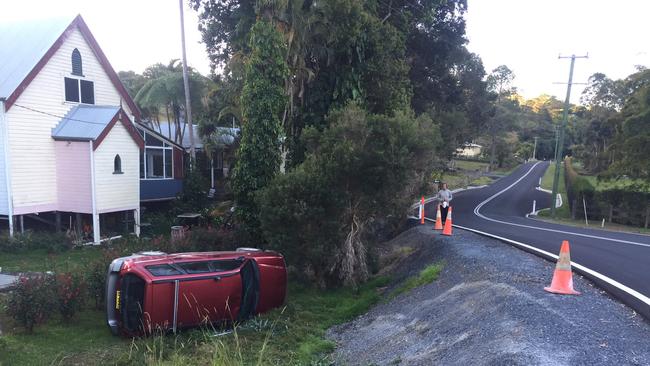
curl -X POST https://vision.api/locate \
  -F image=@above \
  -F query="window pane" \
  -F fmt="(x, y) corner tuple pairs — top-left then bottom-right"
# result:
(145, 133), (164, 147)
(164, 149), (172, 178)
(71, 49), (83, 76)
(80, 80), (94, 104)
(209, 260), (242, 272)
(146, 264), (182, 277)
(140, 151), (144, 179)
(178, 261), (212, 274)
(146, 148), (164, 178)
(64, 77), (79, 102)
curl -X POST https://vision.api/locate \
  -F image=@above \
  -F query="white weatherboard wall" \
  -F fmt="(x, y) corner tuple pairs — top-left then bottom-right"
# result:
(93, 121), (139, 213)
(4, 27), (133, 213)
(0, 102), (9, 215)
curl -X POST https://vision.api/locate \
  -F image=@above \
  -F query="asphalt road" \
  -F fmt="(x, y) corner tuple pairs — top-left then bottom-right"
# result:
(425, 161), (650, 318)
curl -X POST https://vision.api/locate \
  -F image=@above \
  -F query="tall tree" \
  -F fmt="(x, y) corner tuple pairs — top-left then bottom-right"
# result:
(232, 12), (289, 241)
(604, 70), (650, 181)
(485, 65), (517, 169)
(133, 60), (209, 144)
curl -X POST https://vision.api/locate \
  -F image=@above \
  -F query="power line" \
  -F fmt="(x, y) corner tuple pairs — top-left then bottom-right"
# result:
(13, 103), (114, 126)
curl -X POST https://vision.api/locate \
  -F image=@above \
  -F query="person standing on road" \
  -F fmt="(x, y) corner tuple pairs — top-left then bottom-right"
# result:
(437, 183), (453, 225)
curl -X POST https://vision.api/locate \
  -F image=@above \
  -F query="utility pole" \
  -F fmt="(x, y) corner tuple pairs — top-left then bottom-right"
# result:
(179, 0), (196, 162)
(533, 136), (538, 160)
(550, 54), (588, 217)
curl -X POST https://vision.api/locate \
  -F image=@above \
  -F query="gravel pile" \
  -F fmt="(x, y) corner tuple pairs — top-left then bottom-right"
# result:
(328, 225), (650, 366)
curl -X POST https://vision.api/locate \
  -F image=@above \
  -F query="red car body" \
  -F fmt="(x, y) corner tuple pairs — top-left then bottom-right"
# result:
(105, 249), (287, 336)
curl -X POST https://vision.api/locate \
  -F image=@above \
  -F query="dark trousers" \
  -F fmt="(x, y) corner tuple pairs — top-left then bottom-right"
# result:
(440, 204), (449, 224)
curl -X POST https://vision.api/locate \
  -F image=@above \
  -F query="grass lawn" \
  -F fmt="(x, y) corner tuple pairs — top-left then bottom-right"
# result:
(453, 160), (489, 171)
(389, 262), (444, 299)
(0, 246), (105, 273)
(469, 176), (493, 186)
(0, 309), (125, 366)
(0, 270), (391, 365)
(532, 215), (650, 235)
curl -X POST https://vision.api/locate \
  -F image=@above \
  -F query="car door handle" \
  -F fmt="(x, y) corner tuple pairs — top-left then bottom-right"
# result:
(213, 276), (221, 282)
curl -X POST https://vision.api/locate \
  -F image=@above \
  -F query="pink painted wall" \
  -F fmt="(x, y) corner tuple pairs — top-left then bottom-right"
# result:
(55, 141), (92, 213)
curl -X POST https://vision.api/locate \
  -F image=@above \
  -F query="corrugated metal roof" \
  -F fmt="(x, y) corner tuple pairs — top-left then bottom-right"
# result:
(0, 16), (74, 99)
(157, 121), (240, 149)
(51, 105), (120, 140)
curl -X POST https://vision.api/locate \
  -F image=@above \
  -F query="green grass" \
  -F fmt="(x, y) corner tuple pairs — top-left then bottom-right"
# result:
(469, 176), (493, 186)
(0, 246), (104, 273)
(491, 164), (518, 176)
(390, 262), (444, 298)
(0, 275), (392, 365)
(453, 160), (488, 171)
(532, 215), (650, 235)
(0, 309), (125, 366)
(538, 162), (571, 219)
(582, 175), (650, 192)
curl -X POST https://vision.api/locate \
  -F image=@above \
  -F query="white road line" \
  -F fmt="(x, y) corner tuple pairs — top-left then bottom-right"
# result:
(423, 214), (650, 310)
(447, 221), (650, 309)
(473, 162), (650, 249)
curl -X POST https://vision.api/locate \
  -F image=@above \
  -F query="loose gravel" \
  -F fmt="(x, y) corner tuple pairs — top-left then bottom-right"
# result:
(328, 224), (650, 366)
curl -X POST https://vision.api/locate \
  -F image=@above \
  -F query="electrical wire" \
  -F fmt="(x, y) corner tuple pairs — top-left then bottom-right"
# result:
(13, 103), (119, 126)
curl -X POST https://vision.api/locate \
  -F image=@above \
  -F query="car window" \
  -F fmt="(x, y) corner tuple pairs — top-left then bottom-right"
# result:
(146, 264), (182, 277)
(209, 259), (243, 272)
(177, 261), (212, 274)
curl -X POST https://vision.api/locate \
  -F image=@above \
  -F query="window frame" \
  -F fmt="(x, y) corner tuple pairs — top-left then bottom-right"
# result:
(64, 76), (95, 105)
(71, 48), (83, 76)
(113, 154), (123, 174)
(141, 130), (174, 180)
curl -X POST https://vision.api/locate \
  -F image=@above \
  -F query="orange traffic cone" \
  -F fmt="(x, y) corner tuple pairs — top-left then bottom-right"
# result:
(544, 240), (580, 295)
(434, 205), (443, 230)
(442, 206), (453, 236)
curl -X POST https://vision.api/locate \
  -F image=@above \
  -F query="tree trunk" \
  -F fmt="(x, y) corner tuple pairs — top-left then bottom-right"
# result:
(488, 135), (496, 171)
(165, 106), (172, 140)
(645, 205), (649, 229)
(571, 199), (577, 220)
(608, 204), (613, 223)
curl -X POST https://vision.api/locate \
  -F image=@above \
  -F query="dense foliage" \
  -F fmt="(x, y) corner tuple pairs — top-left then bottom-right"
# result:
(231, 19), (288, 241)
(6, 275), (57, 333)
(258, 104), (439, 286)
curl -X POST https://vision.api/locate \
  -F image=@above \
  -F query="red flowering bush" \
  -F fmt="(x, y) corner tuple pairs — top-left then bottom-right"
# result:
(55, 272), (86, 321)
(6, 275), (56, 333)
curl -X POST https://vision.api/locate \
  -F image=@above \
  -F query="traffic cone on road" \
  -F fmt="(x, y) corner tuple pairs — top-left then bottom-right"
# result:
(544, 240), (580, 295)
(442, 207), (453, 236)
(434, 205), (443, 230)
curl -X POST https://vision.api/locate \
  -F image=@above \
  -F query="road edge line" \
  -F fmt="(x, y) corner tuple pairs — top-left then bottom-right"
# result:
(445, 220), (650, 314)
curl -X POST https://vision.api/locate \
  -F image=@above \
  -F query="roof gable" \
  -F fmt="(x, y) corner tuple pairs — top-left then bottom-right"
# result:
(0, 17), (70, 100)
(52, 105), (144, 150)
(0, 15), (141, 120)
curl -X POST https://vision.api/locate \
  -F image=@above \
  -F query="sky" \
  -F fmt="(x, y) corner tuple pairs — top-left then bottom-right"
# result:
(2, 0), (649, 105)
(465, 0), (650, 103)
(0, 0), (213, 76)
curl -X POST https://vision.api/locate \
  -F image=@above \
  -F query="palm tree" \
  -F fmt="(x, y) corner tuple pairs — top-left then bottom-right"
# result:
(135, 60), (210, 145)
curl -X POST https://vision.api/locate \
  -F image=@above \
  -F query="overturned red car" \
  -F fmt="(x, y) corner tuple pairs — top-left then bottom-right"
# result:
(105, 249), (287, 336)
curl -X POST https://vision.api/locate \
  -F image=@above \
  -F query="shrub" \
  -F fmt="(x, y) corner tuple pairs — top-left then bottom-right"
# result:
(6, 275), (56, 333)
(85, 259), (108, 310)
(0, 231), (73, 253)
(185, 227), (237, 252)
(258, 104), (440, 287)
(55, 272), (86, 321)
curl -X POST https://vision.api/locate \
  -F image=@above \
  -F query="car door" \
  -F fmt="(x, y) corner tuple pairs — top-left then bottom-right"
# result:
(174, 260), (243, 328)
